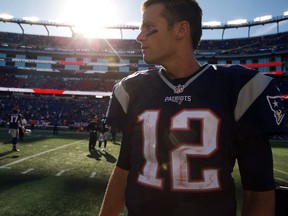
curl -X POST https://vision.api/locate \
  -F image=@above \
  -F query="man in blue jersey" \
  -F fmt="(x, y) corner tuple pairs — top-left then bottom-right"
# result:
(9, 108), (22, 152)
(99, 0), (288, 215)
(98, 116), (110, 152)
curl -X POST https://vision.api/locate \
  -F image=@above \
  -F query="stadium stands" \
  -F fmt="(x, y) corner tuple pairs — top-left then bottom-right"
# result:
(0, 16), (288, 130)
(0, 92), (110, 131)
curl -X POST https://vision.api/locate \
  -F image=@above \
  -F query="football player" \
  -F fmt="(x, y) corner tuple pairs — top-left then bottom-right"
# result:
(98, 116), (110, 152)
(99, 0), (288, 216)
(8, 108), (22, 151)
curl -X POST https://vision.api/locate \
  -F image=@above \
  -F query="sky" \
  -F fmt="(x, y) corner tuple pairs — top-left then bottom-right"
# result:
(0, 0), (287, 40)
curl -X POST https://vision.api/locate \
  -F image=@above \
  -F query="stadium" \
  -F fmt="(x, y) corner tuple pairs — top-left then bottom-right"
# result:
(0, 4), (288, 216)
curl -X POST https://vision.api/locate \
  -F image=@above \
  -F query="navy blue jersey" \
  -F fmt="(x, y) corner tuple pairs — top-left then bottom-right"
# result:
(106, 64), (288, 216)
(9, 113), (21, 129)
(100, 117), (110, 133)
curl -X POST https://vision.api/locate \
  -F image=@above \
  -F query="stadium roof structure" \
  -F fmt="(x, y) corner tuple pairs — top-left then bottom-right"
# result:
(1, 12), (288, 39)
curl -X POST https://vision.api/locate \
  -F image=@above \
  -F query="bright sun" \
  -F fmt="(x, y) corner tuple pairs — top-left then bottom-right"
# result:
(61, 0), (119, 38)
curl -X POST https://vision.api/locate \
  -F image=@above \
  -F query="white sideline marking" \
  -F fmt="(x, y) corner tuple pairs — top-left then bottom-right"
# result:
(0, 139), (86, 169)
(22, 168), (34, 174)
(275, 177), (288, 184)
(90, 172), (97, 178)
(274, 169), (288, 175)
(273, 152), (288, 156)
(56, 170), (66, 176)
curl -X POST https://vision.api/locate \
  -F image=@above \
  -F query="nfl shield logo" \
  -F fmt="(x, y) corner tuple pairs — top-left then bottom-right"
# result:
(174, 84), (184, 94)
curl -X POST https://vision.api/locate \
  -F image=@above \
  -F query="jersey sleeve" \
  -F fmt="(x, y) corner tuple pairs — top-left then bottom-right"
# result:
(116, 128), (132, 170)
(235, 74), (288, 138)
(106, 80), (132, 170)
(233, 73), (286, 191)
(106, 81), (130, 130)
(236, 134), (275, 191)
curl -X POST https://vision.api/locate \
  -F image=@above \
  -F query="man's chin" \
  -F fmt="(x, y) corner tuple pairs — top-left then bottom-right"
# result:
(143, 57), (155, 65)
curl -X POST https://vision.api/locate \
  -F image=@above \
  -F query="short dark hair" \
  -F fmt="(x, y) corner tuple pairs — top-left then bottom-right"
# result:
(142, 0), (202, 50)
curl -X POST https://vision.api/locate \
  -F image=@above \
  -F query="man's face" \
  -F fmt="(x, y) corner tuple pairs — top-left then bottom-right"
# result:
(137, 3), (177, 65)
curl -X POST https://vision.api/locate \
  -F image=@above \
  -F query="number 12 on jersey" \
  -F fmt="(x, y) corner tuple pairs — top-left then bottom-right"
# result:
(137, 109), (221, 192)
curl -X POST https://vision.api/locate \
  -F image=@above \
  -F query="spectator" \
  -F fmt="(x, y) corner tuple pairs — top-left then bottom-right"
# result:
(53, 117), (59, 135)
(19, 114), (27, 141)
(87, 116), (100, 152)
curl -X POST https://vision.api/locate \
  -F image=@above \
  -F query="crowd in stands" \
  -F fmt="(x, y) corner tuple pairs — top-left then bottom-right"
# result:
(0, 73), (115, 92)
(0, 32), (141, 54)
(0, 30), (288, 133)
(1, 76), (288, 131)
(0, 31), (287, 55)
(0, 93), (109, 131)
(197, 32), (288, 55)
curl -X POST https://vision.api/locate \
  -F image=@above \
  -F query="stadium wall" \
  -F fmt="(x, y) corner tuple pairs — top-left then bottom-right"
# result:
(0, 31), (287, 97)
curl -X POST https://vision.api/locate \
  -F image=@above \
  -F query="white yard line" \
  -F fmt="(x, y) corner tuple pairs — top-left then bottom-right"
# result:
(0, 139), (86, 169)
(90, 172), (97, 178)
(274, 169), (288, 175)
(273, 152), (288, 156)
(22, 168), (34, 174)
(56, 170), (66, 176)
(275, 177), (288, 184)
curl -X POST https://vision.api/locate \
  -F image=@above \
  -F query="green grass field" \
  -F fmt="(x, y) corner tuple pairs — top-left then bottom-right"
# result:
(0, 128), (287, 216)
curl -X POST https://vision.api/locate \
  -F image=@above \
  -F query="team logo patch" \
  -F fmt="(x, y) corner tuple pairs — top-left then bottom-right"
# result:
(174, 84), (184, 94)
(266, 95), (285, 125)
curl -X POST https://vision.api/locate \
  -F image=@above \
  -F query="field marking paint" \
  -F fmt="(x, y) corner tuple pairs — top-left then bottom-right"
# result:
(56, 170), (66, 176)
(22, 168), (34, 174)
(0, 139), (86, 169)
(275, 177), (288, 184)
(1, 167), (11, 169)
(274, 169), (288, 175)
(273, 151), (288, 156)
(89, 172), (97, 178)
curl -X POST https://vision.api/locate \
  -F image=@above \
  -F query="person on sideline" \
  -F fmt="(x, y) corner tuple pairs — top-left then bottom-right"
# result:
(53, 117), (59, 135)
(99, 0), (288, 215)
(110, 127), (117, 144)
(87, 116), (100, 151)
(18, 114), (27, 141)
(98, 116), (110, 152)
(8, 108), (22, 152)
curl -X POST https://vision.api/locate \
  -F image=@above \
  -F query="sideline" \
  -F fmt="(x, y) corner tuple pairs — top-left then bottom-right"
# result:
(0, 139), (86, 169)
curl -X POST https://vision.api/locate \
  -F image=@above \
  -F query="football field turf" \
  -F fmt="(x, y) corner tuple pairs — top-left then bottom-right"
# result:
(0, 128), (287, 216)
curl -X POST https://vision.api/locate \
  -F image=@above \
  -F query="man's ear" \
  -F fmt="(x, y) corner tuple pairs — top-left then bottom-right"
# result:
(175, 20), (190, 39)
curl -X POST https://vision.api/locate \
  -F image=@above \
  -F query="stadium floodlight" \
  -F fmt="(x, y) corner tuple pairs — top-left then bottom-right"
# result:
(0, 13), (13, 20)
(227, 19), (247, 25)
(22, 16), (40, 22)
(254, 15), (272, 22)
(203, 21), (221, 27)
(284, 11), (288, 17)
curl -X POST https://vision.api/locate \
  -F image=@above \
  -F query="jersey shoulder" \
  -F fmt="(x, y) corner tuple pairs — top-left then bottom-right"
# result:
(212, 64), (259, 77)
(122, 69), (159, 84)
(114, 69), (160, 95)
(209, 64), (273, 89)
